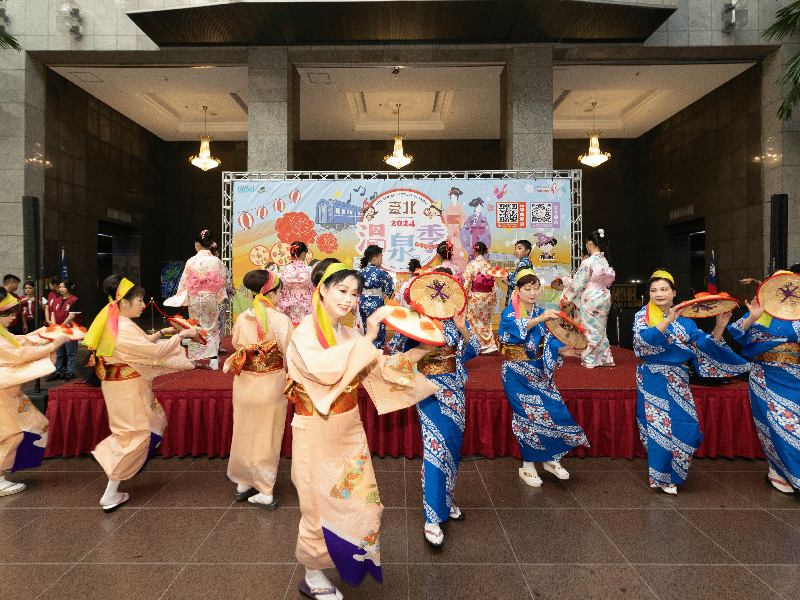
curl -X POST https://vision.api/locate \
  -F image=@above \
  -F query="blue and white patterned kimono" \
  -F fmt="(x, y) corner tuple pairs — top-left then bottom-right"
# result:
(634, 305), (748, 488)
(729, 314), (800, 486)
(357, 264), (395, 349)
(498, 304), (589, 462)
(390, 320), (480, 523)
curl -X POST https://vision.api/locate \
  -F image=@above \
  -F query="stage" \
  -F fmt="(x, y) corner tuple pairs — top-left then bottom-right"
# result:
(44, 342), (765, 460)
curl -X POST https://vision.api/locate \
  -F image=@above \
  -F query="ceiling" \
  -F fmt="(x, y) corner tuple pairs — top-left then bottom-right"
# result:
(51, 62), (755, 142)
(127, 0), (674, 46)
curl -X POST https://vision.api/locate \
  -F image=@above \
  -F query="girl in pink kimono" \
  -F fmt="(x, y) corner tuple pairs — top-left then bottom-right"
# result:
(562, 230), (616, 368)
(165, 230), (226, 370)
(277, 241), (313, 326)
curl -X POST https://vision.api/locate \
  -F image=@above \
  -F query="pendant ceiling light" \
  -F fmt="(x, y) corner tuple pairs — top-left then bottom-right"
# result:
(189, 105), (221, 171)
(578, 102), (610, 168)
(384, 103), (413, 169)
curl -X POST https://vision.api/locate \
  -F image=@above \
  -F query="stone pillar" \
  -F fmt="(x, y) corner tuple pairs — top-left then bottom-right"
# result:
(0, 50), (46, 279)
(247, 47), (298, 172)
(501, 46), (554, 170)
(761, 44), (800, 272)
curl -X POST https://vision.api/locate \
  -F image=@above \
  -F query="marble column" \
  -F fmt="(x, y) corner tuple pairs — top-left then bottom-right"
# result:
(761, 44), (800, 272)
(247, 47), (299, 172)
(501, 46), (554, 170)
(0, 51), (46, 279)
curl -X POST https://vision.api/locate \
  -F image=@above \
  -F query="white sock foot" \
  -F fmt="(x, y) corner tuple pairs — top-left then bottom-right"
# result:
(519, 462), (542, 487)
(0, 475), (26, 496)
(304, 569), (343, 600)
(100, 479), (121, 506)
(543, 461), (570, 480)
(424, 522), (444, 547)
(768, 467), (794, 493)
(237, 484), (252, 494)
(209, 358), (219, 371)
(662, 484), (678, 495)
(248, 493), (274, 505)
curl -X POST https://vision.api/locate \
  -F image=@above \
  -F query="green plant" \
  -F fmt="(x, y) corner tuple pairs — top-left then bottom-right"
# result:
(0, 30), (22, 51)
(763, 0), (800, 121)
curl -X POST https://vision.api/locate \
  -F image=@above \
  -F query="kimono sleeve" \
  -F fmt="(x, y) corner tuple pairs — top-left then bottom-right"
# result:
(272, 312), (293, 356)
(683, 317), (748, 376)
(114, 326), (188, 360)
(728, 315), (785, 360)
(542, 328), (564, 377)
(0, 337), (56, 364)
(498, 306), (530, 345)
(562, 260), (589, 304)
(632, 310), (670, 359)
(380, 270), (395, 297)
(291, 323), (381, 388)
(458, 321), (480, 363)
(230, 314), (249, 350)
(216, 258), (228, 302)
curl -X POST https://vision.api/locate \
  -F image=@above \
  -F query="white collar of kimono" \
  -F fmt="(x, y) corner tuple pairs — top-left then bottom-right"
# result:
(198, 249), (211, 255)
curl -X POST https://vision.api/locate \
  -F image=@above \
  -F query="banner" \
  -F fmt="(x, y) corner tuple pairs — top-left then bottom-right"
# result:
(231, 177), (575, 307)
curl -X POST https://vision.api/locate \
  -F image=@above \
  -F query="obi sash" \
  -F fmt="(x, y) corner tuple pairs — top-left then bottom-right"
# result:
(228, 340), (285, 375)
(284, 375), (360, 417)
(417, 345), (458, 375)
(472, 271), (494, 293)
(502, 343), (542, 362)
(187, 270), (223, 295)
(88, 354), (141, 381)
(755, 342), (800, 365)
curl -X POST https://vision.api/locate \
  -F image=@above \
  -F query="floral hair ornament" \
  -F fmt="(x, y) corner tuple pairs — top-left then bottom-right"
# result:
(311, 262), (350, 349)
(0, 292), (21, 348)
(290, 242), (301, 258)
(211, 242), (217, 249)
(84, 278), (135, 357)
(598, 228), (605, 238)
(511, 269), (538, 319)
(253, 271), (280, 341)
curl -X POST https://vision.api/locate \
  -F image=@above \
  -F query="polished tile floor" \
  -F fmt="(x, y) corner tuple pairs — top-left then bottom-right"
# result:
(2, 454), (800, 599)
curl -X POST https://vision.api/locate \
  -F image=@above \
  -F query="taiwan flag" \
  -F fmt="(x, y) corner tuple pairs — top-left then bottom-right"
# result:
(708, 250), (717, 294)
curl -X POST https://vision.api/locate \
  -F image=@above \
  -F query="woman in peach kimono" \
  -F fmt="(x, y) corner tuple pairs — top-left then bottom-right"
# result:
(86, 275), (199, 512)
(0, 288), (70, 496)
(286, 259), (437, 600)
(224, 269), (292, 509)
(165, 229), (226, 370)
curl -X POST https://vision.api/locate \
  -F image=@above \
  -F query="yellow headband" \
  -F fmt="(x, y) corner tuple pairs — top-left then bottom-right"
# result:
(312, 263), (351, 348)
(650, 270), (674, 284)
(0, 293), (19, 311)
(84, 278), (136, 356)
(516, 268), (537, 281)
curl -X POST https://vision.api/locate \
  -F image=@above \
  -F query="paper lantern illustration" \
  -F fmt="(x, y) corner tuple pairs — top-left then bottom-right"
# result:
(289, 190), (301, 203)
(238, 212), (254, 230)
(256, 206), (269, 219)
(273, 198), (286, 212)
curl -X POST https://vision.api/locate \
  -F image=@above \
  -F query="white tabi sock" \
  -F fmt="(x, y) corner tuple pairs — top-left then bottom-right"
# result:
(249, 492), (273, 505)
(305, 569), (343, 600)
(100, 479), (121, 505)
(425, 522), (441, 534)
(522, 461), (537, 475)
(237, 484), (252, 494)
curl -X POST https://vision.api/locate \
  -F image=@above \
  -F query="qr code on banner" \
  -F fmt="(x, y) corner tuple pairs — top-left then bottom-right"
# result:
(530, 203), (552, 224)
(497, 202), (519, 225)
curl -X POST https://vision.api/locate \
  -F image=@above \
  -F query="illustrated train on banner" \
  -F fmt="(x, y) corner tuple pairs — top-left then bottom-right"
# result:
(231, 177), (576, 313)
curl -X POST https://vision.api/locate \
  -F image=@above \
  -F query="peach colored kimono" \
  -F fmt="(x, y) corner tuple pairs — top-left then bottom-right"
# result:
(0, 331), (56, 472)
(223, 307), (292, 496)
(92, 317), (193, 480)
(286, 315), (437, 585)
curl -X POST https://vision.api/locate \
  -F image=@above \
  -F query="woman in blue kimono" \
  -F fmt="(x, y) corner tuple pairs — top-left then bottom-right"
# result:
(357, 245), (395, 349)
(728, 273), (800, 493)
(634, 270), (748, 494)
(498, 269), (587, 487)
(390, 297), (480, 547)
